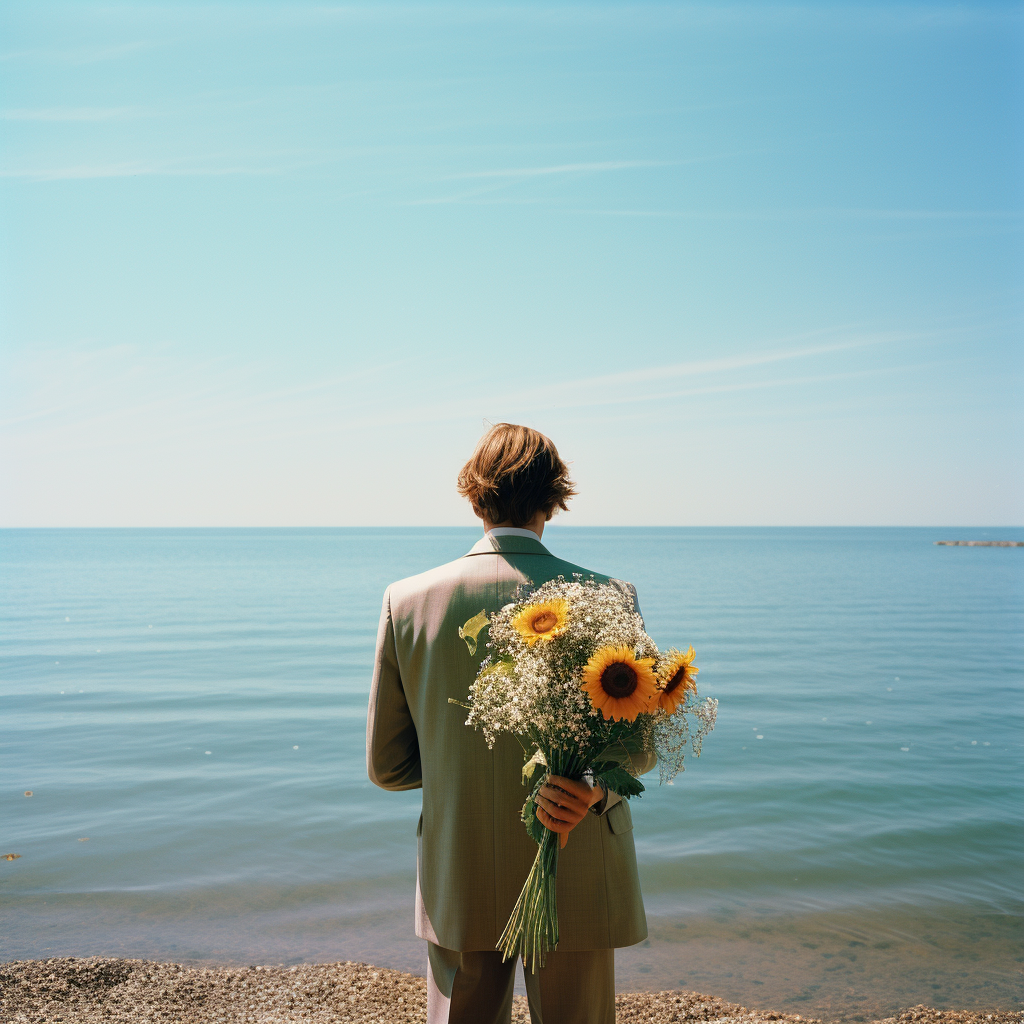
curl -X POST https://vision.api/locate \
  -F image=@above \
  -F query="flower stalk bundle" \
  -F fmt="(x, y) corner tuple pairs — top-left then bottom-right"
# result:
(454, 577), (717, 972)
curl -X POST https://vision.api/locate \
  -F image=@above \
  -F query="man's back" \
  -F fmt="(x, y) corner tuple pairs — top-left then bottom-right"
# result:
(367, 531), (649, 952)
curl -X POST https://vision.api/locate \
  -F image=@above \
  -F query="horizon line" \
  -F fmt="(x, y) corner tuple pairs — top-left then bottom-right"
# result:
(1, 524), (1021, 531)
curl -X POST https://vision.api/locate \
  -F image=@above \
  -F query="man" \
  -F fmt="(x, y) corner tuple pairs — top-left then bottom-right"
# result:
(367, 423), (654, 1024)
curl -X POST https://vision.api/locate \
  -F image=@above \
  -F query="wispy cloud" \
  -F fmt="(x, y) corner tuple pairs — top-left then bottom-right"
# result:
(0, 106), (145, 122)
(0, 344), (403, 449)
(0, 160), (289, 182)
(0, 142), (411, 182)
(411, 159), (673, 206)
(0, 41), (153, 65)
(229, 336), (942, 445)
(449, 159), (672, 180)
(827, 208), (1024, 221)
(572, 207), (1024, 221)
(414, 149), (763, 206)
(521, 330), (914, 399)
(247, 3), (1024, 32)
(0, 349), (235, 434)
(0, 325), (987, 486)
(596, 360), (943, 410)
(253, 328), (923, 439)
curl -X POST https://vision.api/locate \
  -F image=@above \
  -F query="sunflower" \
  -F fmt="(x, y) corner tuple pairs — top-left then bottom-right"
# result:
(582, 645), (657, 722)
(512, 599), (570, 645)
(655, 646), (699, 714)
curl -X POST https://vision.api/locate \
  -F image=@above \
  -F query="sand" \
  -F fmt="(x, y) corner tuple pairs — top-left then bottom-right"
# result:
(1, 958), (1019, 1024)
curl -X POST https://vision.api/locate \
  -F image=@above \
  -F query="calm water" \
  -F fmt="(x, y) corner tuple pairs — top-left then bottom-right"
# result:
(2, 528), (1022, 1019)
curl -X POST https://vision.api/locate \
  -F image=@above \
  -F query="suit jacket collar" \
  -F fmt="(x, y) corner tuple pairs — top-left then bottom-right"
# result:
(465, 533), (553, 557)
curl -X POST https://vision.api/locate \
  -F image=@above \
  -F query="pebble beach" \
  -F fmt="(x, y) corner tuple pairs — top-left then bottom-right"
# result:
(2, 958), (1020, 1024)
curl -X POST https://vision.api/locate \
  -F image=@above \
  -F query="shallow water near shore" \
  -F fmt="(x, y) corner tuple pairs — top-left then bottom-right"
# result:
(2, 527), (1022, 1019)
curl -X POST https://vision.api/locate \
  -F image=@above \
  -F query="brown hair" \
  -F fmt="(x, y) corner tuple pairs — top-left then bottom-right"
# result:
(457, 423), (577, 527)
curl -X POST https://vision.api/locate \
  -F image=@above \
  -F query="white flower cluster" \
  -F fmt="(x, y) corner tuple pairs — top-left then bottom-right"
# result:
(466, 576), (650, 752)
(653, 695), (718, 783)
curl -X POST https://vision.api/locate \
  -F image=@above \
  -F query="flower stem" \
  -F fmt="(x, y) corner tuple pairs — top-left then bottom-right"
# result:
(498, 746), (589, 971)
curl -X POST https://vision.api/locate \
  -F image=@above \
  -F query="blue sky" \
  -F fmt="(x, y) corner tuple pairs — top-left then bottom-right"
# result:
(1, 2), (1021, 526)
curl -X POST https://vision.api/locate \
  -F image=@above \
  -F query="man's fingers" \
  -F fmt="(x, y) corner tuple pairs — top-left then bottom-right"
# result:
(537, 788), (582, 814)
(535, 794), (580, 824)
(546, 775), (592, 802)
(536, 805), (571, 834)
(538, 785), (586, 814)
(536, 805), (573, 846)
(536, 793), (585, 826)
(536, 775), (600, 843)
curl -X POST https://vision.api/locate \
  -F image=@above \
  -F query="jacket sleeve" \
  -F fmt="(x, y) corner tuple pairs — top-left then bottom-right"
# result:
(592, 734), (658, 815)
(366, 588), (422, 791)
(592, 579), (658, 816)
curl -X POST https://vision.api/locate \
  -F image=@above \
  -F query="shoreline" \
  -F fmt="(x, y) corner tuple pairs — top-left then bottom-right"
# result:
(2, 958), (1020, 1024)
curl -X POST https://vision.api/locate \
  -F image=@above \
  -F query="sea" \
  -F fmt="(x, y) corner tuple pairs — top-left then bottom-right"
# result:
(2, 527), (1022, 1020)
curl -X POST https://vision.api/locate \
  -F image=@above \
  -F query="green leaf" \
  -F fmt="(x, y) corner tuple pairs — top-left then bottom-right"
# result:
(595, 766), (645, 799)
(594, 729), (654, 775)
(458, 610), (490, 655)
(591, 748), (631, 769)
(522, 747), (547, 785)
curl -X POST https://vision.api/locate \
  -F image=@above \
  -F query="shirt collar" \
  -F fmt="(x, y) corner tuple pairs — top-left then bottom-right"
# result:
(486, 526), (543, 541)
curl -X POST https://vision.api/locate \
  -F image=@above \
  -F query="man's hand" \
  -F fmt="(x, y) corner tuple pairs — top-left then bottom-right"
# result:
(535, 775), (605, 849)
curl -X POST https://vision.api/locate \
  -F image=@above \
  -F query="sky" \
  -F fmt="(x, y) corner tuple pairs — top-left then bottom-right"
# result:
(1, 1), (1021, 527)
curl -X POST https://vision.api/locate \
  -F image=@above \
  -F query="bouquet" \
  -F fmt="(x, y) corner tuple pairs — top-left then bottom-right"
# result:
(454, 576), (717, 971)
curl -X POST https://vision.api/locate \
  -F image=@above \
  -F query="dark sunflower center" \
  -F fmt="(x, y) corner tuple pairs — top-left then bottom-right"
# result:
(601, 662), (637, 698)
(664, 668), (686, 695)
(531, 611), (558, 634)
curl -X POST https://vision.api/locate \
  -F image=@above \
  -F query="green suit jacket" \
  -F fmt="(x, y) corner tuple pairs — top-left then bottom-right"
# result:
(366, 532), (654, 952)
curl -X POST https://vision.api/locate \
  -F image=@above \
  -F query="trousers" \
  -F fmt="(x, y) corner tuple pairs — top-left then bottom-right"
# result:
(426, 942), (615, 1024)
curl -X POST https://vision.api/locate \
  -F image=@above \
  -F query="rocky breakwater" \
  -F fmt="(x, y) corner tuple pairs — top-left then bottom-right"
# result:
(934, 540), (1023, 546)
